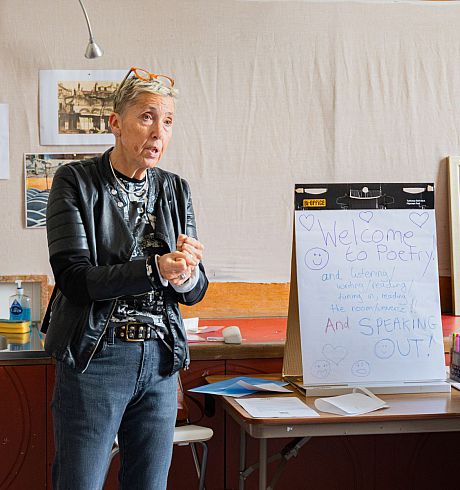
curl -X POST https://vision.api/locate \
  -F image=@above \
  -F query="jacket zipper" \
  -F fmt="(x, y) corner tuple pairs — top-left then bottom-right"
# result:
(184, 327), (190, 370)
(84, 242), (139, 369)
(83, 300), (117, 372)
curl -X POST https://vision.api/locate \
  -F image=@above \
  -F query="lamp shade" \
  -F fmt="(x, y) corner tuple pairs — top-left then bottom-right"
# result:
(85, 41), (103, 59)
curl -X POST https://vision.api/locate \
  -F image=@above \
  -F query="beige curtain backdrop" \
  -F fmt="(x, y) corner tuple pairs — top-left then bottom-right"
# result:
(0, 0), (460, 283)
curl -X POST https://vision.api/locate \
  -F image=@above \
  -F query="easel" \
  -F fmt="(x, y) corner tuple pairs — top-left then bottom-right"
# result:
(283, 183), (449, 395)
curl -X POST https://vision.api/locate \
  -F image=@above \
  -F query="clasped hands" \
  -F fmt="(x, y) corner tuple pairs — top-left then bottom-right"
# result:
(157, 234), (204, 286)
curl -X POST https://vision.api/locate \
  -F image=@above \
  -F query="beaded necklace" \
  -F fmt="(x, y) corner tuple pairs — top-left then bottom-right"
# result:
(109, 157), (149, 198)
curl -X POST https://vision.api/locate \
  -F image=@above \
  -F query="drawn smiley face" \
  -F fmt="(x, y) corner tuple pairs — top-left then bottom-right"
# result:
(374, 339), (395, 359)
(351, 360), (370, 377)
(304, 247), (329, 270)
(311, 359), (331, 379)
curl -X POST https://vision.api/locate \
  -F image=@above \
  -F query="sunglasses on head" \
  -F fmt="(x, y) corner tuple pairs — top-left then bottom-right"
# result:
(120, 67), (175, 89)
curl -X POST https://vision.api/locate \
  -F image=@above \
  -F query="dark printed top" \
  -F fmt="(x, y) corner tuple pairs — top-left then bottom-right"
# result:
(108, 169), (170, 337)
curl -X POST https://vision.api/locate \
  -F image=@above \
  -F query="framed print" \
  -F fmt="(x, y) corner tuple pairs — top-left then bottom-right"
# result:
(448, 156), (460, 315)
(39, 69), (125, 145)
(0, 104), (9, 179)
(25, 152), (98, 228)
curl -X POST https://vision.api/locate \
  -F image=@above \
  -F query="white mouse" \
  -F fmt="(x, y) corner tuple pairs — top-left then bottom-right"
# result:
(222, 326), (242, 344)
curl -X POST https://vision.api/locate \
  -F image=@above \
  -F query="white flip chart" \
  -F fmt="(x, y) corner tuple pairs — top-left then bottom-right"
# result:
(294, 184), (446, 386)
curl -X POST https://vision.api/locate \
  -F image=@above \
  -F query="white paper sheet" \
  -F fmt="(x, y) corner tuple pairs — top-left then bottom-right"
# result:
(236, 397), (319, 418)
(314, 387), (388, 415)
(185, 319), (226, 342)
(183, 317), (199, 333)
(237, 380), (291, 393)
(295, 208), (446, 385)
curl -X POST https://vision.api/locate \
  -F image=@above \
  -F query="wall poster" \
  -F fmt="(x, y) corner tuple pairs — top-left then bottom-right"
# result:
(39, 69), (125, 145)
(25, 152), (98, 228)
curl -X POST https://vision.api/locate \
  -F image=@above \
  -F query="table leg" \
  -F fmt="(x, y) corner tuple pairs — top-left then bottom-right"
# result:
(239, 427), (246, 490)
(259, 438), (267, 490)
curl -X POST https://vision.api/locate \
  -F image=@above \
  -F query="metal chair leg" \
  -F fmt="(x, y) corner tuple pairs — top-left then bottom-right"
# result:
(190, 440), (209, 490)
(198, 441), (208, 490)
(190, 442), (201, 478)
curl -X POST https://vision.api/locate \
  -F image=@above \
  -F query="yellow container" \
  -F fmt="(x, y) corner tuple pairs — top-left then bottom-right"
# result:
(0, 319), (31, 334)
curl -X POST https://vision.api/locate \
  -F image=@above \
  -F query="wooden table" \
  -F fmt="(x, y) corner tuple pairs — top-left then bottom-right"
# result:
(207, 376), (460, 490)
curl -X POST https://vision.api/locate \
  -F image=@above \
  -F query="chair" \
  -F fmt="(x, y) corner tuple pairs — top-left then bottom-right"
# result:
(105, 377), (213, 490)
(174, 376), (214, 490)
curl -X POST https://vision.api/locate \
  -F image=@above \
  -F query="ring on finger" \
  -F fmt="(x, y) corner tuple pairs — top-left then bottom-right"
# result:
(179, 272), (188, 280)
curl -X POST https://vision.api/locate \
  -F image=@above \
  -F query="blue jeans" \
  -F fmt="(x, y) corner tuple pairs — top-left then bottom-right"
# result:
(52, 330), (178, 490)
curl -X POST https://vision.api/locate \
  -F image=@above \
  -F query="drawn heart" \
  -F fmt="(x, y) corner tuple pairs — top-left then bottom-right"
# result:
(409, 211), (429, 228)
(359, 211), (373, 223)
(322, 344), (347, 365)
(299, 214), (314, 231)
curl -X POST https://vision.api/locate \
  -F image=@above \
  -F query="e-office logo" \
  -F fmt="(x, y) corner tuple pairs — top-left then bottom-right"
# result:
(303, 198), (326, 208)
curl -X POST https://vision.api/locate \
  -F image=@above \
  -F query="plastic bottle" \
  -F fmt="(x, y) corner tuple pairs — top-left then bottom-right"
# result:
(9, 280), (31, 322)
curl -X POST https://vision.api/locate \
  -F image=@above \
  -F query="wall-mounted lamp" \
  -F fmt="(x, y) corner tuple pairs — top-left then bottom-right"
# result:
(78, 0), (103, 59)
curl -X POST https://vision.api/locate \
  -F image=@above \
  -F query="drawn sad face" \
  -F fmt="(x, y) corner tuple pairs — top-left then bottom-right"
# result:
(304, 247), (329, 270)
(351, 360), (370, 377)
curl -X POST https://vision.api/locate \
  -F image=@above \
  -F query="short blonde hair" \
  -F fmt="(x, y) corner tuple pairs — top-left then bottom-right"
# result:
(113, 76), (177, 114)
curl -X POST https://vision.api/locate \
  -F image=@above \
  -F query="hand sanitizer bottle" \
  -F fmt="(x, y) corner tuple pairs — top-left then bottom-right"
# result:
(9, 280), (31, 322)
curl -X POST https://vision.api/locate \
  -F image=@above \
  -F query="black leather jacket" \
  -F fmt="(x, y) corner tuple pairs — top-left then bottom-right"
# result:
(41, 149), (208, 373)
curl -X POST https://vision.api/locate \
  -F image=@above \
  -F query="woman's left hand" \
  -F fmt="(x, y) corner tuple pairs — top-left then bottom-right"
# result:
(176, 234), (204, 266)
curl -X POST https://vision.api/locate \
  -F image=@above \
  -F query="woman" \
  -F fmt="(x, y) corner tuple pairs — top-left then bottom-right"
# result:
(42, 67), (208, 489)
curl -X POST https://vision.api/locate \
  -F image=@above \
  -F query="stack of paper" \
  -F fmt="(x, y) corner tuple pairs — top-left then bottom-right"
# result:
(189, 377), (292, 397)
